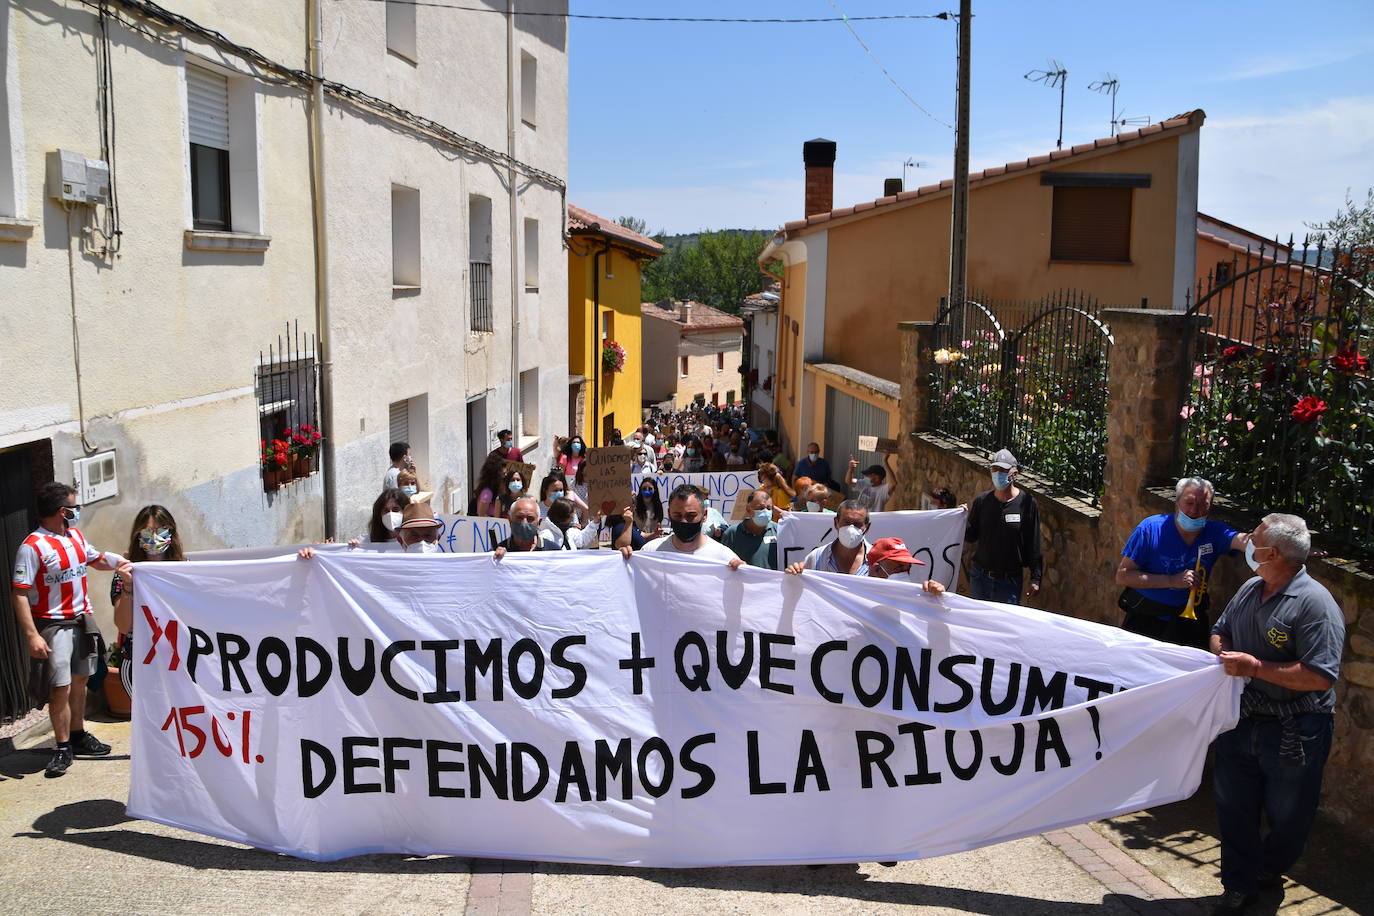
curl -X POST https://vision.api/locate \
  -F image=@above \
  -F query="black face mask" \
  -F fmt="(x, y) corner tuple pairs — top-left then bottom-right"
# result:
(511, 521), (538, 544)
(670, 519), (703, 542)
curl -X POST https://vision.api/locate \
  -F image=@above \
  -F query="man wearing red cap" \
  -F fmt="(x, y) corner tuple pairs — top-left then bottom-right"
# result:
(868, 538), (947, 595)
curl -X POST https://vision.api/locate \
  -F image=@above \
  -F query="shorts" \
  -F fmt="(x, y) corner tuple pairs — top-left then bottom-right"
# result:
(40, 619), (99, 688)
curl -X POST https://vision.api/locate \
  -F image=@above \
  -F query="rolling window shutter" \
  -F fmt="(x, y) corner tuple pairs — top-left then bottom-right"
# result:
(1051, 186), (1131, 262)
(389, 401), (409, 446)
(187, 66), (230, 151)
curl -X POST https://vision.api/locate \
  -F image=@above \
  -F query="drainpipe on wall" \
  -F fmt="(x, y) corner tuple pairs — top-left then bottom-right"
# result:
(591, 237), (611, 446)
(506, 1), (521, 445)
(307, 0), (336, 538)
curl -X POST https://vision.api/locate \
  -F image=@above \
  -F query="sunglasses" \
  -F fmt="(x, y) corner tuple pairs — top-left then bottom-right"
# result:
(405, 528), (442, 543)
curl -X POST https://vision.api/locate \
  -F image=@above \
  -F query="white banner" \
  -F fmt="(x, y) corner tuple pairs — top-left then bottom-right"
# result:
(186, 516), (514, 560)
(632, 470), (760, 519)
(129, 552), (1239, 865)
(777, 509), (967, 587)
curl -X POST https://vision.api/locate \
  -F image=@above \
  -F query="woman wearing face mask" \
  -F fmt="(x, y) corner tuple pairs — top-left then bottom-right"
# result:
(538, 473), (588, 521)
(613, 478), (665, 551)
(472, 453), (506, 518)
(677, 437), (706, 473)
(498, 468), (527, 515)
(557, 436), (588, 477)
(395, 468), (431, 505)
(366, 488), (411, 544)
(539, 496), (600, 550)
(111, 505), (187, 701)
(799, 483), (835, 514)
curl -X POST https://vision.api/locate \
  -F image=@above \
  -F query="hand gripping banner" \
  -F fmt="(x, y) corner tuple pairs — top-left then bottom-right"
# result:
(128, 551), (1240, 865)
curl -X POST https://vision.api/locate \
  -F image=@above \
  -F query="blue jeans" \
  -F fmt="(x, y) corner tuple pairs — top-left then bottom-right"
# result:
(1213, 713), (1333, 893)
(968, 568), (1023, 605)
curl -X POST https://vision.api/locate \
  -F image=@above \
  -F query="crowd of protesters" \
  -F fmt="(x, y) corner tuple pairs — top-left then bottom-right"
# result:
(9, 395), (1346, 915)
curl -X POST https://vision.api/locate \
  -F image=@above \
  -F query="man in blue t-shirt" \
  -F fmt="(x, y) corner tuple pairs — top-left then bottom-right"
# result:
(1115, 477), (1249, 648)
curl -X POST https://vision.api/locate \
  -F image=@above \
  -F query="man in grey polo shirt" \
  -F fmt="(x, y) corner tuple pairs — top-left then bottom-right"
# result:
(1208, 513), (1344, 916)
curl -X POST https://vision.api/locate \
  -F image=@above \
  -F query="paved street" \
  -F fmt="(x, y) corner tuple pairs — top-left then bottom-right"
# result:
(0, 718), (1365, 915)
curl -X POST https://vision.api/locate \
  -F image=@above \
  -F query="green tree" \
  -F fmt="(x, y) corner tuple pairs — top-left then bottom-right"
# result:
(640, 228), (773, 313)
(615, 215), (651, 237)
(1305, 188), (1374, 251)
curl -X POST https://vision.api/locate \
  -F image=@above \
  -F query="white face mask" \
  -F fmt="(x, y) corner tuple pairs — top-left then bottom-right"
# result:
(837, 525), (865, 549)
(382, 511), (403, 532)
(806, 501), (821, 513)
(404, 539), (441, 554)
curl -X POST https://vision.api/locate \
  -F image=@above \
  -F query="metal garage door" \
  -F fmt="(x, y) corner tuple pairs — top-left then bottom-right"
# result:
(824, 386), (890, 484)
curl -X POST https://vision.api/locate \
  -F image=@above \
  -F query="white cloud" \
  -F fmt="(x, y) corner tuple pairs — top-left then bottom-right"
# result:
(1214, 44), (1374, 81)
(1198, 96), (1374, 239)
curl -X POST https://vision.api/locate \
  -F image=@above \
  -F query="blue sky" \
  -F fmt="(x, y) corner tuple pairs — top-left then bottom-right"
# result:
(568, 0), (1374, 239)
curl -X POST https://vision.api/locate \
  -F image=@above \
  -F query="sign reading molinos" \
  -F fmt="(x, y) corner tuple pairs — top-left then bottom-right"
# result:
(130, 551), (1239, 865)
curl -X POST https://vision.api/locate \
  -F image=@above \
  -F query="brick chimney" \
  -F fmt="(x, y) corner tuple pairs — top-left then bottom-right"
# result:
(803, 138), (837, 217)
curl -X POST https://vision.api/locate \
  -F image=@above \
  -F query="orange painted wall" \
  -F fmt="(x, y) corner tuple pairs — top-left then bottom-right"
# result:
(820, 136), (1188, 381)
(774, 262), (807, 447)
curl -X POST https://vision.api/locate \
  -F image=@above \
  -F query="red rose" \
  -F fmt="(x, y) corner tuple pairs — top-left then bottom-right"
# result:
(1221, 345), (1246, 362)
(1290, 396), (1328, 423)
(1331, 348), (1370, 373)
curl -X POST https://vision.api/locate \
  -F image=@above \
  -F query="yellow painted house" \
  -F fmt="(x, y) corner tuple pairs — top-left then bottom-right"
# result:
(567, 206), (664, 445)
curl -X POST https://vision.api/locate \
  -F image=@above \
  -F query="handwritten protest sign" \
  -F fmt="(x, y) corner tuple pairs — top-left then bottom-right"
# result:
(583, 447), (634, 517)
(632, 470), (760, 520)
(776, 508), (967, 587)
(130, 551), (1239, 865)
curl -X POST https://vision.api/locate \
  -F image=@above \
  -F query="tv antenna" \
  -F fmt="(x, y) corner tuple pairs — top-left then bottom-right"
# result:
(1087, 75), (1119, 136)
(1113, 112), (1152, 132)
(1024, 60), (1068, 150)
(902, 157), (928, 186)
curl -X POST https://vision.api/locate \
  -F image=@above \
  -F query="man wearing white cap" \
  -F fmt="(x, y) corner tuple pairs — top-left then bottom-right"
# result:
(964, 448), (1044, 605)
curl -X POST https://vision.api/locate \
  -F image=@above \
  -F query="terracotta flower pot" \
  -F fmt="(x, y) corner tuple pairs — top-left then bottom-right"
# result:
(263, 468), (284, 491)
(293, 454), (313, 477)
(103, 666), (130, 719)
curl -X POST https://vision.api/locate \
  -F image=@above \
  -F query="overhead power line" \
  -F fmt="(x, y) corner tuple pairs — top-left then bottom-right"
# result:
(825, 0), (954, 129)
(339, 1), (951, 24)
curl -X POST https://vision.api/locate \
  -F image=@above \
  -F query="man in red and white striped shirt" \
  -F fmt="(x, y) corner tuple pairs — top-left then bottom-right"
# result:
(12, 482), (129, 777)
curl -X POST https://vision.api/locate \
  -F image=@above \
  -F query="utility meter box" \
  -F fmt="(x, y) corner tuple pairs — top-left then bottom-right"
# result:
(84, 157), (111, 205)
(47, 149), (89, 203)
(73, 451), (118, 505)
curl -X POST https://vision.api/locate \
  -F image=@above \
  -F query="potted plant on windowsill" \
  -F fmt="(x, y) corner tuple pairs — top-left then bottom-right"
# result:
(602, 340), (627, 375)
(288, 424), (323, 477)
(262, 438), (291, 490)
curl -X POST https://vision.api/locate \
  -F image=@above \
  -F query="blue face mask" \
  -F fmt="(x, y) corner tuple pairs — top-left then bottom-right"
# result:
(401, 485), (418, 497)
(991, 470), (1011, 490)
(686, 448), (697, 456)
(571, 443), (582, 454)
(1176, 510), (1207, 532)
(63, 506), (80, 524)
(752, 509), (773, 527)
(640, 488), (655, 499)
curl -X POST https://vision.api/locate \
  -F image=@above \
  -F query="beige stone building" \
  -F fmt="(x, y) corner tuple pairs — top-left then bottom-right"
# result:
(640, 301), (744, 411)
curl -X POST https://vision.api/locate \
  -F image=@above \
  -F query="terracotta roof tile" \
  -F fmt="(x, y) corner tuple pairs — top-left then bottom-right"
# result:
(567, 204), (663, 255)
(775, 109), (1207, 241)
(640, 299), (744, 330)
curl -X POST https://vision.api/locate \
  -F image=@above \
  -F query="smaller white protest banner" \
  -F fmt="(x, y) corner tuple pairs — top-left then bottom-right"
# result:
(776, 508), (967, 586)
(632, 470), (761, 519)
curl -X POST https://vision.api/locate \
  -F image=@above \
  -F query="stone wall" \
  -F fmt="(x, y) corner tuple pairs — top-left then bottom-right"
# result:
(895, 312), (1374, 837)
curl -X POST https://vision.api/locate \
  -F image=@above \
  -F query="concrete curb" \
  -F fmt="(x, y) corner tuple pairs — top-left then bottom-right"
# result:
(0, 714), (53, 756)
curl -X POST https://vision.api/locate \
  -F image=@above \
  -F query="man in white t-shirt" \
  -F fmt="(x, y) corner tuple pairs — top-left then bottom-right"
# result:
(383, 441), (412, 490)
(632, 484), (742, 567)
(848, 454), (896, 513)
(12, 482), (131, 778)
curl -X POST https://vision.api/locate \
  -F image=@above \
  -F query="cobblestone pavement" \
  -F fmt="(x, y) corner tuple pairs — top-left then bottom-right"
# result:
(0, 718), (1364, 915)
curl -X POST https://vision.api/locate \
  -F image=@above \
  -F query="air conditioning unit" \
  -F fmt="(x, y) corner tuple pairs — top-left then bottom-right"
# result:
(73, 451), (118, 505)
